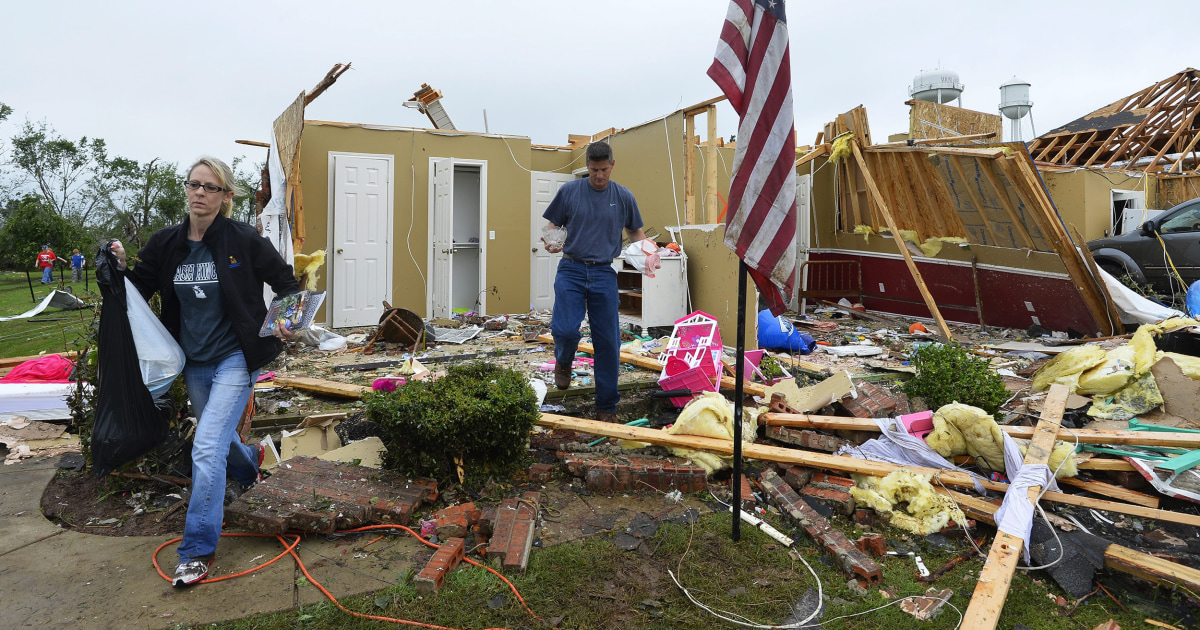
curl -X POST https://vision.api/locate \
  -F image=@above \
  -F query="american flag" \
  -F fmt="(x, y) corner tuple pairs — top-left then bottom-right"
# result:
(708, 0), (798, 315)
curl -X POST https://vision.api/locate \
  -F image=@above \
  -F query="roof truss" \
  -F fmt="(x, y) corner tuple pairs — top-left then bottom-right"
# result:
(1028, 68), (1200, 172)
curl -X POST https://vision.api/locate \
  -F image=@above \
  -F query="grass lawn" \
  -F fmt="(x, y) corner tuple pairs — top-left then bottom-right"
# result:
(0, 269), (98, 359)
(199, 511), (1164, 630)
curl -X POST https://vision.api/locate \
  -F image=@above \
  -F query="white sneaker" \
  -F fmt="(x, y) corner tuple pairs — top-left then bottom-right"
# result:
(172, 557), (211, 587)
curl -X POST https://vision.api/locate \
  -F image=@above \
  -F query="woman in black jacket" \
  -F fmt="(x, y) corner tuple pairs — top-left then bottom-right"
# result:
(112, 156), (299, 587)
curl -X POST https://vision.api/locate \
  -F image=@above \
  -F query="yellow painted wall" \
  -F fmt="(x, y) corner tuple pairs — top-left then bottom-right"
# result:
(1041, 169), (1146, 241)
(672, 225), (757, 349)
(298, 123), (534, 318)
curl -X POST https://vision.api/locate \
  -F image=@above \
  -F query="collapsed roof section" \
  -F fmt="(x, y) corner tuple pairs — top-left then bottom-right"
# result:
(804, 106), (1122, 337)
(1028, 68), (1200, 173)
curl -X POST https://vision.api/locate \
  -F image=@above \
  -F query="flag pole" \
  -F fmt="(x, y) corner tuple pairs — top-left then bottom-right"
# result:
(731, 259), (747, 541)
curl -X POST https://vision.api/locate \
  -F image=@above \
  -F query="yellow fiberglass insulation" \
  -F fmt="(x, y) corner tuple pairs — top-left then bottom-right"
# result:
(292, 250), (326, 291)
(853, 225), (875, 242)
(926, 403), (1006, 472)
(1032, 344), (1107, 392)
(663, 392), (760, 474)
(1159, 351), (1200, 379)
(850, 470), (967, 536)
(1075, 345), (1136, 396)
(1015, 439), (1078, 478)
(1087, 371), (1163, 421)
(1127, 317), (1199, 376)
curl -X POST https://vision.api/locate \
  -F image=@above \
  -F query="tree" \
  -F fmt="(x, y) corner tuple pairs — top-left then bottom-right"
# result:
(230, 156), (263, 224)
(103, 158), (186, 250)
(9, 120), (134, 227)
(0, 194), (89, 271)
(0, 102), (20, 203)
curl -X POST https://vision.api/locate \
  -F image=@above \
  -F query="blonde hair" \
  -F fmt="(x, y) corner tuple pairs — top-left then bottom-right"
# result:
(188, 156), (244, 217)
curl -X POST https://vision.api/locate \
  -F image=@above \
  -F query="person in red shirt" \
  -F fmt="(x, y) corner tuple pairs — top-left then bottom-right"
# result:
(36, 245), (57, 284)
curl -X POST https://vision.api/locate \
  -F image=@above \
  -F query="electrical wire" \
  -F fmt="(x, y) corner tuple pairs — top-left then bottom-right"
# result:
(1015, 424), (1081, 572)
(150, 525), (546, 630)
(406, 131), (427, 298)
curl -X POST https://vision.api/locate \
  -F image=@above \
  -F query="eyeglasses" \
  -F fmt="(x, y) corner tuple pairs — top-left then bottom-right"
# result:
(183, 180), (230, 194)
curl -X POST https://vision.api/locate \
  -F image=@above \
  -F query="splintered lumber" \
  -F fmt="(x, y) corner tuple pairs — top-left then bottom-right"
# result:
(272, 375), (370, 399)
(934, 486), (1200, 594)
(760, 412), (1200, 449)
(849, 140), (952, 341)
(963, 383), (1068, 629)
(535, 413), (1200, 527)
(1057, 476), (1159, 509)
(535, 334), (769, 396)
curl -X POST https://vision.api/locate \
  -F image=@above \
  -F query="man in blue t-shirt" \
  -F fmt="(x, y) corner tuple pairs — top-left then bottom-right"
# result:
(541, 141), (645, 422)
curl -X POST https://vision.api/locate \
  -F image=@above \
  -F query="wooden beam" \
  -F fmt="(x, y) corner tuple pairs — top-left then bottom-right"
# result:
(1069, 130), (1100, 165)
(682, 94), (728, 116)
(536, 412), (1200, 527)
(1171, 128), (1200, 172)
(869, 145), (1006, 158)
(845, 160), (864, 228)
(851, 141), (952, 340)
(304, 62), (352, 106)
(795, 144), (830, 167)
(903, 152), (950, 235)
(705, 105), (720, 224)
(1070, 224), (1125, 335)
(760, 412), (1200, 448)
(1057, 476), (1159, 508)
(235, 139), (271, 148)
(685, 114), (696, 224)
(1034, 135), (1061, 162)
(1048, 134), (1079, 165)
(933, 486), (1200, 594)
(273, 375), (371, 399)
(962, 383), (1068, 630)
(1146, 85), (1200, 171)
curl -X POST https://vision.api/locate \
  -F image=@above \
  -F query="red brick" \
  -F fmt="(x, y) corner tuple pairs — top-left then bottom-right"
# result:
(732, 475), (756, 509)
(1105, 471), (1148, 490)
(855, 533), (886, 557)
(488, 493), (540, 570)
(759, 470), (881, 585)
(529, 463), (554, 483)
(414, 537), (466, 595)
(765, 426), (850, 452)
(564, 453), (708, 494)
(900, 588), (953, 621)
(839, 381), (899, 419)
(810, 473), (856, 491)
(853, 509), (875, 527)
(800, 486), (856, 516)
(783, 465), (814, 489)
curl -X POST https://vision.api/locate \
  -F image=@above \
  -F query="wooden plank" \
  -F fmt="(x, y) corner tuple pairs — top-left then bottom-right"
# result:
(685, 114), (696, 224)
(235, 139), (271, 148)
(851, 141), (952, 340)
(1147, 85), (1200, 171)
(1104, 78), (1193, 168)
(761, 412), (1200, 448)
(962, 383), (1068, 630)
(886, 154), (929, 241)
(846, 160), (864, 228)
(913, 151), (970, 237)
(1057, 476), (1159, 508)
(980, 161), (1036, 250)
(795, 144), (830, 167)
(273, 375), (371, 399)
(1077, 457), (1135, 471)
(1069, 130), (1100, 165)
(870, 145), (1005, 158)
(1048, 134), (1079, 165)
(681, 94), (727, 116)
(947, 155), (1006, 247)
(0, 351), (79, 369)
(705, 105), (719, 224)
(536, 412), (1200, 527)
(1033, 135), (1061, 162)
(933, 486), (1200, 594)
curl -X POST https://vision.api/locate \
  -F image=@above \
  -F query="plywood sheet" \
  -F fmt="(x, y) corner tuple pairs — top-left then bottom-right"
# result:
(908, 100), (1002, 142)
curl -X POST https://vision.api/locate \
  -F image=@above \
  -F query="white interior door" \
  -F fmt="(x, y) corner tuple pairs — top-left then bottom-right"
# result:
(530, 171), (574, 311)
(1112, 189), (1148, 236)
(429, 158), (454, 318)
(330, 154), (392, 327)
(792, 173), (812, 312)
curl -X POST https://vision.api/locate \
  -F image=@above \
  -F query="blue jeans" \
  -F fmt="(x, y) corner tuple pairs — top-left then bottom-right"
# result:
(551, 259), (620, 413)
(41, 267), (52, 283)
(177, 350), (259, 563)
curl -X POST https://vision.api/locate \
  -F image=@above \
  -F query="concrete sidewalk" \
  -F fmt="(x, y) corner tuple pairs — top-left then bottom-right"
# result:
(0, 456), (422, 630)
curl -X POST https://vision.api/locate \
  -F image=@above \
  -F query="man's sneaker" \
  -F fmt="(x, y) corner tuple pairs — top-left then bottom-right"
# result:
(172, 557), (212, 587)
(554, 362), (572, 390)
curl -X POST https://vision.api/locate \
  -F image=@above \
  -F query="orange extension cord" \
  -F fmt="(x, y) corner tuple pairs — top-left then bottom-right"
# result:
(151, 524), (547, 630)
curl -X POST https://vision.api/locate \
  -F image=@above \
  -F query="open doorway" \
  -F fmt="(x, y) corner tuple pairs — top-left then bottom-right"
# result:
(1111, 189), (1147, 236)
(428, 158), (488, 318)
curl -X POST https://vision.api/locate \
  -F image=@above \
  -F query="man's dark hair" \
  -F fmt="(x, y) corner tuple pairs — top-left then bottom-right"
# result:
(586, 141), (613, 163)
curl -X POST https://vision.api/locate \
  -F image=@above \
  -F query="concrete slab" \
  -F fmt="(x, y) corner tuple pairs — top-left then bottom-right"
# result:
(0, 456), (63, 555)
(0, 455), (422, 629)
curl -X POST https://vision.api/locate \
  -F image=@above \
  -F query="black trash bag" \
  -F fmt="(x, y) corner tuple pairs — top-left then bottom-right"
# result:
(91, 240), (170, 477)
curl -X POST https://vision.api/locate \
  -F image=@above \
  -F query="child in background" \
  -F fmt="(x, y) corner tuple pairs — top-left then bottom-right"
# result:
(71, 249), (86, 283)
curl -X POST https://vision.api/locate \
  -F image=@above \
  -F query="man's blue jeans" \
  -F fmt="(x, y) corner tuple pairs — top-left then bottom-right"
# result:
(41, 267), (52, 283)
(551, 258), (620, 413)
(177, 350), (260, 563)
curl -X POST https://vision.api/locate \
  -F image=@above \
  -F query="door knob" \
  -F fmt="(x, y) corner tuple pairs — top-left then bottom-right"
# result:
(532, 247), (538, 253)
(441, 249), (450, 254)
(337, 248), (343, 254)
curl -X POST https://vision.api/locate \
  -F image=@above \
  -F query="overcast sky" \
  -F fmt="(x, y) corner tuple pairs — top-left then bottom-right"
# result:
(3, 1), (1199, 174)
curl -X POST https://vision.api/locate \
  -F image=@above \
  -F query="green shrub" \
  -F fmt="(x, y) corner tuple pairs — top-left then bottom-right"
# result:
(365, 361), (538, 486)
(903, 343), (1008, 416)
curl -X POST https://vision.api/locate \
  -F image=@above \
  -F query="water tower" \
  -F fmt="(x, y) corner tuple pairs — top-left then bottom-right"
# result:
(999, 77), (1034, 142)
(910, 68), (964, 107)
